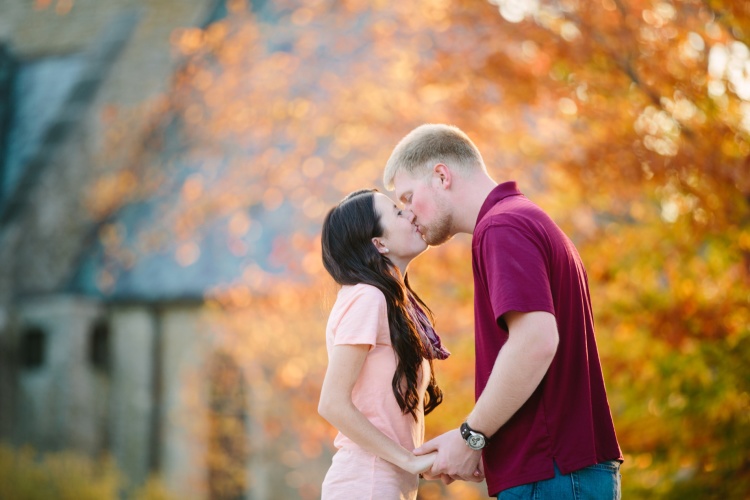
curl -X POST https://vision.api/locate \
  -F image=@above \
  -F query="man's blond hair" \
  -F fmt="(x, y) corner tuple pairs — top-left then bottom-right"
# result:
(383, 124), (486, 190)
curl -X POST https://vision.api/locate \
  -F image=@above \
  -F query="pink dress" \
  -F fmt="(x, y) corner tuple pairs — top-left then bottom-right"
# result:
(321, 284), (430, 500)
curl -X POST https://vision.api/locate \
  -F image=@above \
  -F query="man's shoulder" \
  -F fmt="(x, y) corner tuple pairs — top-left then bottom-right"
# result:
(473, 200), (556, 255)
(475, 199), (544, 235)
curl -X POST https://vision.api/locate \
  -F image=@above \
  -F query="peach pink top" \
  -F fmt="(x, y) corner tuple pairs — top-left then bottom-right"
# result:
(321, 283), (430, 500)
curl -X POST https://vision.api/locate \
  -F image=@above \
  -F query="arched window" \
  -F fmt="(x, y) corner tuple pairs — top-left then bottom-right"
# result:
(89, 317), (110, 373)
(20, 325), (45, 370)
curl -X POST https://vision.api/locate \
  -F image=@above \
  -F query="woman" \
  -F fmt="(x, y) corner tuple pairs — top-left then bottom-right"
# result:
(318, 189), (450, 499)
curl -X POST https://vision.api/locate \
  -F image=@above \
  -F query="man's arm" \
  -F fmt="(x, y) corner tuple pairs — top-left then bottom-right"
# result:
(415, 310), (558, 481)
(466, 310), (558, 435)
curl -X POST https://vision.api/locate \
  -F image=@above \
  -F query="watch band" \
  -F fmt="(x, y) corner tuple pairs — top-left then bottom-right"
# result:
(460, 421), (487, 450)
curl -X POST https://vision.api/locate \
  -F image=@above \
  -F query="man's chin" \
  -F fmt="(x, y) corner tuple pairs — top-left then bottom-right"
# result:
(424, 232), (453, 246)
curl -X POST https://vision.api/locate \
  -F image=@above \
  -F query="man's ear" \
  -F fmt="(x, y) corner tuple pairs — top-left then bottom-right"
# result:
(371, 238), (389, 254)
(433, 163), (453, 190)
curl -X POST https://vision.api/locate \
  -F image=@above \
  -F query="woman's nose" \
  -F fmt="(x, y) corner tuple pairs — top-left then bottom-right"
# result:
(402, 209), (415, 223)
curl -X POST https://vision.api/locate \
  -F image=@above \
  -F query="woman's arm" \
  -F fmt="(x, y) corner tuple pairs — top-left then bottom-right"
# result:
(318, 344), (435, 475)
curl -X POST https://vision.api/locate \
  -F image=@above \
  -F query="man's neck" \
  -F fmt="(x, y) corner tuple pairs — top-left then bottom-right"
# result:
(452, 174), (498, 235)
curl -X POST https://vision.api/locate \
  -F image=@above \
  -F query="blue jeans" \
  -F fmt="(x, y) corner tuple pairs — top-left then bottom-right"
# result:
(497, 461), (622, 500)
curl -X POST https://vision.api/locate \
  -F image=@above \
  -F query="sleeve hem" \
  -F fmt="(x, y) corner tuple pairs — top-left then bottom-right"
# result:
(494, 303), (555, 330)
(332, 341), (376, 349)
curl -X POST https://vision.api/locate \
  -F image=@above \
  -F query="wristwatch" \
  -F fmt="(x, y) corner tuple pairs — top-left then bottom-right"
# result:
(460, 422), (487, 450)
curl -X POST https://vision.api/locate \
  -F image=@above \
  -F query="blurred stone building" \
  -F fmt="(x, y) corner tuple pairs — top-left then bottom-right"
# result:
(0, 1), (313, 499)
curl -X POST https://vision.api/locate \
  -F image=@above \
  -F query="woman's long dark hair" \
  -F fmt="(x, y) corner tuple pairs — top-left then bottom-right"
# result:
(321, 189), (443, 420)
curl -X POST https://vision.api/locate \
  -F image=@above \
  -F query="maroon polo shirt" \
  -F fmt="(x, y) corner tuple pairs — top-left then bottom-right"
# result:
(472, 182), (622, 496)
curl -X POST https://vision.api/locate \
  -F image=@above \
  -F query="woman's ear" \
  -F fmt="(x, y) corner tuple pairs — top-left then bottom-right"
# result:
(371, 238), (389, 254)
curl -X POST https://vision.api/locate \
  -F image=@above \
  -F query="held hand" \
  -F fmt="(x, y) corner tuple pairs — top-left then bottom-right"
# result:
(413, 429), (484, 483)
(420, 471), (456, 485)
(476, 459), (485, 478)
(414, 438), (452, 483)
(402, 452), (437, 476)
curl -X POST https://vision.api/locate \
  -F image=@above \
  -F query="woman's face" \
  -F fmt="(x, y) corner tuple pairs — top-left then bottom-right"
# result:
(372, 192), (427, 262)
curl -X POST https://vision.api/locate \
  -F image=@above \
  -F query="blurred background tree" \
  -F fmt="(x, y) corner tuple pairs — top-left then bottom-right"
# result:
(4, 0), (747, 498)
(137, 1), (748, 496)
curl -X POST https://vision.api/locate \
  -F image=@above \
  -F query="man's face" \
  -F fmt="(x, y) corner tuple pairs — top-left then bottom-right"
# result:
(393, 169), (454, 246)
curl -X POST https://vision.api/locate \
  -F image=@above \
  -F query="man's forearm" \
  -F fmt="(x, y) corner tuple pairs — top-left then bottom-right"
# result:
(466, 311), (558, 437)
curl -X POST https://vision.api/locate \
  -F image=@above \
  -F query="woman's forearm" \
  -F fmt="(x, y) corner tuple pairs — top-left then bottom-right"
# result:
(319, 399), (415, 470)
(318, 344), (434, 475)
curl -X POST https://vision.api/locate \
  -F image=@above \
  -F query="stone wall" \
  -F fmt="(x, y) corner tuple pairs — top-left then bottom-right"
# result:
(8, 297), (218, 496)
(13, 295), (106, 453)
(109, 305), (158, 488)
(0, 0), (225, 495)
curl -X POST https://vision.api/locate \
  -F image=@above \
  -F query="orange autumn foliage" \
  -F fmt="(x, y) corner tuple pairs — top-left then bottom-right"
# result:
(87, 1), (748, 497)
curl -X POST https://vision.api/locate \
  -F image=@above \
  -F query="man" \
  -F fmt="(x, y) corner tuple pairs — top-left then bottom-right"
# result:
(383, 124), (622, 499)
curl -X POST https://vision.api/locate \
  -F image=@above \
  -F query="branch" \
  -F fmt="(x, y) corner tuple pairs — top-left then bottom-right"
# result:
(701, 0), (748, 46)
(558, 5), (696, 140)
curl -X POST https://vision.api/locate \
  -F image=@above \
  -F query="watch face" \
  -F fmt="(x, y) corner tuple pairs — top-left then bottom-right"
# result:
(468, 434), (485, 450)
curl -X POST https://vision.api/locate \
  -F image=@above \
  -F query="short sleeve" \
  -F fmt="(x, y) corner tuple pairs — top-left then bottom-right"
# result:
(478, 223), (555, 329)
(332, 285), (387, 347)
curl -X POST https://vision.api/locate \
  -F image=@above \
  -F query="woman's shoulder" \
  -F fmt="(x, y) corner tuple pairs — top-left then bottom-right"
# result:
(339, 282), (384, 298)
(328, 283), (388, 334)
(334, 283), (386, 311)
